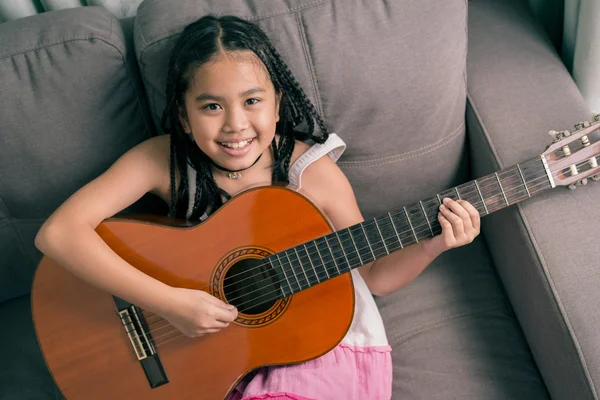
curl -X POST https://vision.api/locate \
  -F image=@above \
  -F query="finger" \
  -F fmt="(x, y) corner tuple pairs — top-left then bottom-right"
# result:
(443, 198), (470, 220)
(212, 305), (238, 323)
(438, 213), (454, 242)
(200, 291), (236, 310)
(459, 200), (481, 232)
(439, 203), (464, 232)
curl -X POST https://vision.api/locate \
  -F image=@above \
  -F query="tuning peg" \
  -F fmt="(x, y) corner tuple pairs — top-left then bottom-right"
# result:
(575, 122), (584, 130)
(594, 113), (599, 122)
(548, 130), (561, 142)
(568, 178), (589, 190)
(548, 130), (571, 142)
(591, 174), (600, 181)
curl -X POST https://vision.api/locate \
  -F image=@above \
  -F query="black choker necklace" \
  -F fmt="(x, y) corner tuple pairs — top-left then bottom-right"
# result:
(210, 154), (263, 179)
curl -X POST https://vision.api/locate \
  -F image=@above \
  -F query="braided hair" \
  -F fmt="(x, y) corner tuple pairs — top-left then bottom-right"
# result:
(161, 15), (328, 220)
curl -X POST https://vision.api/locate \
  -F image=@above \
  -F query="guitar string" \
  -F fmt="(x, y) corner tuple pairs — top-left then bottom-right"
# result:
(125, 173), (559, 348)
(141, 156), (555, 322)
(139, 157), (556, 327)
(146, 178), (569, 349)
(126, 155), (597, 346)
(141, 156), (549, 320)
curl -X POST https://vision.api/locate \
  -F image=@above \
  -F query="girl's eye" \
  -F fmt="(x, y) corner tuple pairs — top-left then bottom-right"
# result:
(203, 103), (222, 111)
(245, 98), (260, 106)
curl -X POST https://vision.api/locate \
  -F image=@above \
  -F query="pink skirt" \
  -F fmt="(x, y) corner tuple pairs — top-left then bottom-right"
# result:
(227, 343), (392, 400)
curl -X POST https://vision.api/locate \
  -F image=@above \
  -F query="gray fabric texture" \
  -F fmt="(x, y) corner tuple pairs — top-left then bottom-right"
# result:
(0, 6), (153, 303)
(0, 295), (60, 400)
(134, 0), (469, 216)
(467, 0), (599, 398)
(133, 0), (550, 399)
(377, 237), (549, 399)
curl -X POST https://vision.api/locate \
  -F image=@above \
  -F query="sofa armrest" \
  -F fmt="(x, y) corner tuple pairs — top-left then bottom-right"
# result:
(466, 0), (600, 399)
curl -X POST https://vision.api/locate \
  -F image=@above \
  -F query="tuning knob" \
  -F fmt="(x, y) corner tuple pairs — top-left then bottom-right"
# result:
(548, 130), (571, 142)
(574, 121), (591, 129)
(568, 179), (589, 190)
(594, 113), (599, 122)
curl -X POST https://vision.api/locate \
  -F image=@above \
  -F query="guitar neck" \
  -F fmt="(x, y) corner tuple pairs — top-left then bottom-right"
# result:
(269, 155), (554, 297)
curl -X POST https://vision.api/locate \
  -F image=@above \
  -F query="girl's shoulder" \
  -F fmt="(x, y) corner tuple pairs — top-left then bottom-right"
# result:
(126, 134), (172, 203)
(288, 134), (347, 190)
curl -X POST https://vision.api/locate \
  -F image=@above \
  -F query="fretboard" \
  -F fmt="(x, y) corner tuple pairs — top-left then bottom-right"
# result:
(269, 156), (553, 297)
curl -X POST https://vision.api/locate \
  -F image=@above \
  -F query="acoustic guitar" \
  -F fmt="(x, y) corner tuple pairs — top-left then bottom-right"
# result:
(32, 116), (600, 399)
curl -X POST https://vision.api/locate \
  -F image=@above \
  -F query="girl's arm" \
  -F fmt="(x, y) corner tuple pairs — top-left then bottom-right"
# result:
(35, 135), (236, 336)
(299, 155), (480, 297)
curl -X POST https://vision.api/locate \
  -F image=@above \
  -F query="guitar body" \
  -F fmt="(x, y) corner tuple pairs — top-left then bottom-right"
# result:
(31, 186), (354, 400)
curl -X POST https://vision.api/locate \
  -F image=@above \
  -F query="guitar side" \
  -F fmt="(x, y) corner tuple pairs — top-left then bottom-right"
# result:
(31, 186), (355, 400)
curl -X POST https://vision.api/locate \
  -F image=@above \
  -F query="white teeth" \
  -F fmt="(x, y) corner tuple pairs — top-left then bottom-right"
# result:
(221, 139), (252, 149)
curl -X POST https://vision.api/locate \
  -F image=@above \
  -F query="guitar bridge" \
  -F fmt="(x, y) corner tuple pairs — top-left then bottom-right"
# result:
(119, 307), (155, 360)
(114, 297), (169, 389)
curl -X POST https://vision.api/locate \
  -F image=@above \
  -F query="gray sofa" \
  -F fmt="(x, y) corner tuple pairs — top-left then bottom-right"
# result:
(1, 0), (598, 399)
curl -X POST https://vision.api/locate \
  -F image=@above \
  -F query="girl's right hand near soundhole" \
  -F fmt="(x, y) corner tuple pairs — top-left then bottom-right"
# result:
(162, 288), (238, 337)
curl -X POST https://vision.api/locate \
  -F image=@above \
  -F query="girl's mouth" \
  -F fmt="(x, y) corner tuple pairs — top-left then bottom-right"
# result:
(218, 138), (255, 156)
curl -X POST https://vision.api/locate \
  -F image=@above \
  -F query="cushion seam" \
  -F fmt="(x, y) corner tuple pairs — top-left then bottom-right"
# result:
(136, 0), (332, 56)
(338, 121), (464, 168)
(295, 13), (324, 118)
(0, 36), (125, 60)
(394, 305), (510, 343)
(466, 92), (598, 398)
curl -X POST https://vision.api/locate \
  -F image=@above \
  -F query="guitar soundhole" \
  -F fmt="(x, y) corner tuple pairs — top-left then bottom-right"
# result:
(223, 258), (280, 315)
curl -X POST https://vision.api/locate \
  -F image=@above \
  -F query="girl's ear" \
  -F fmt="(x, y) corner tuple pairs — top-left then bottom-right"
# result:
(178, 106), (192, 133)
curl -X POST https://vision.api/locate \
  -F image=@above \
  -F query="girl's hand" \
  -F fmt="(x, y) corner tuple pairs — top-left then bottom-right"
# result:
(161, 288), (238, 338)
(421, 198), (480, 259)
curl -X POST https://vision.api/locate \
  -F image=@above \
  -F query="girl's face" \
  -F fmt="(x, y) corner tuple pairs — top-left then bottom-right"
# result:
(180, 51), (281, 173)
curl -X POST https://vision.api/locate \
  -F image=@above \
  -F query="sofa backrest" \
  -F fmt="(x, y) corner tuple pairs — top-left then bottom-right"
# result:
(134, 0), (469, 219)
(0, 7), (152, 303)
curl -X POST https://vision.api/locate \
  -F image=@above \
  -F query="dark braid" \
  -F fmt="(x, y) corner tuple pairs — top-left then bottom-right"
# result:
(161, 15), (328, 220)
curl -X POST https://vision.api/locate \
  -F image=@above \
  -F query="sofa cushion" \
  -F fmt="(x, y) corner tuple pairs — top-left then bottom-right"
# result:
(0, 296), (59, 400)
(133, 0), (469, 218)
(0, 6), (153, 303)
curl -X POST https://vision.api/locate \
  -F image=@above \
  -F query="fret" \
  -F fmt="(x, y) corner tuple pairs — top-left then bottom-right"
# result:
(318, 236), (341, 277)
(404, 206), (419, 242)
(473, 180), (489, 215)
(438, 187), (460, 202)
(495, 172), (509, 206)
(388, 212), (403, 249)
(283, 250), (302, 292)
(523, 158), (550, 192)
(349, 225), (375, 265)
(517, 163), (532, 198)
(313, 240), (329, 279)
(293, 247), (318, 288)
(347, 227), (364, 265)
(274, 253), (292, 296)
(497, 166), (530, 206)
(391, 210), (415, 247)
(454, 187), (461, 200)
(299, 245), (318, 284)
(421, 196), (443, 237)
(374, 218), (389, 255)
(335, 231), (353, 269)
(436, 193), (442, 205)
(323, 236), (342, 275)
(364, 220), (389, 259)
(475, 175), (504, 214)
(307, 241), (328, 282)
(419, 200), (434, 237)
(360, 224), (376, 260)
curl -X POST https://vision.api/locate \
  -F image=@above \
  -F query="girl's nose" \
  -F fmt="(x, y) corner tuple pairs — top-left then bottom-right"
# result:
(222, 107), (250, 133)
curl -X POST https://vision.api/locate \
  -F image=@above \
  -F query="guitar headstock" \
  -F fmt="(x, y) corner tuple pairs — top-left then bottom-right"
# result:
(543, 114), (600, 189)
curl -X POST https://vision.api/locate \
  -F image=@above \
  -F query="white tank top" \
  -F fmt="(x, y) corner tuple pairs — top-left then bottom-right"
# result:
(186, 134), (389, 348)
